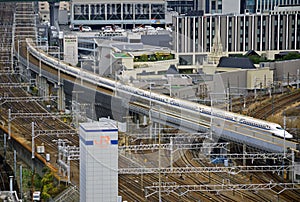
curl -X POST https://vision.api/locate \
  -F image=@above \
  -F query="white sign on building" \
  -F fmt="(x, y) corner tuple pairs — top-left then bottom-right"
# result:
(63, 35), (78, 66)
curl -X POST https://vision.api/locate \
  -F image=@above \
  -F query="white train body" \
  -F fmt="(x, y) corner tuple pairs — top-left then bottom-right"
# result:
(26, 40), (293, 139)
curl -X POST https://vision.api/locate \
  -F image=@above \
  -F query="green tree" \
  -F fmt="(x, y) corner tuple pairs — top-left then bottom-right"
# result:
(40, 167), (66, 200)
(155, 53), (164, 60)
(282, 52), (300, 60)
(140, 54), (148, 62)
(149, 55), (156, 61)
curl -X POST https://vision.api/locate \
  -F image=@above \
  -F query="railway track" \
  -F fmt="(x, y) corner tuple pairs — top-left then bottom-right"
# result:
(248, 90), (300, 120)
(0, 2), (81, 188)
(119, 140), (300, 201)
(0, 1), (300, 202)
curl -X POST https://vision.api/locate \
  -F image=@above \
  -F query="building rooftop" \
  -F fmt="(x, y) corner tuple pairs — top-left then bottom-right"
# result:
(244, 50), (260, 57)
(166, 64), (179, 74)
(80, 119), (117, 132)
(112, 52), (132, 58)
(217, 57), (256, 69)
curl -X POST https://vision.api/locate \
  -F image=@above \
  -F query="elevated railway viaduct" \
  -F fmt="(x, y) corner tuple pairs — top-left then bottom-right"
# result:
(1, 1), (300, 201)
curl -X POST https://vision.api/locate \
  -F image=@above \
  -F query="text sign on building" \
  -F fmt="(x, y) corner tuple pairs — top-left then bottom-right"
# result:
(63, 35), (78, 66)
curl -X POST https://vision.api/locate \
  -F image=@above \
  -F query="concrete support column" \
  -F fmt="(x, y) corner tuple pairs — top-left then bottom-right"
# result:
(105, 4), (107, 21)
(36, 74), (41, 96)
(57, 85), (65, 112)
(132, 3), (135, 23)
(121, 3), (123, 23)
(45, 80), (49, 97)
(39, 77), (49, 98)
(149, 3), (151, 21)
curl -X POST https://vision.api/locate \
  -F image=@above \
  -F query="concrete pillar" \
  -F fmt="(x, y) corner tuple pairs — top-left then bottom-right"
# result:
(39, 77), (49, 98)
(57, 85), (65, 111)
(36, 74), (40, 95)
(44, 80), (49, 98)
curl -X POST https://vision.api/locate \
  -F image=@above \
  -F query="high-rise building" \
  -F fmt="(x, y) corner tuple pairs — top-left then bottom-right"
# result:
(38, 1), (70, 24)
(241, 0), (256, 13)
(80, 120), (118, 202)
(256, 0), (300, 13)
(202, 0), (300, 15)
(173, 10), (300, 65)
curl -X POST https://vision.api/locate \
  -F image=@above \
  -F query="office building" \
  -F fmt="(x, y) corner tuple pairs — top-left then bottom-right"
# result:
(167, 0), (199, 14)
(38, 1), (69, 24)
(204, 0), (300, 15)
(70, 0), (166, 27)
(173, 10), (300, 65)
(80, 120), (118, 202)
(256, 0), (300, 13)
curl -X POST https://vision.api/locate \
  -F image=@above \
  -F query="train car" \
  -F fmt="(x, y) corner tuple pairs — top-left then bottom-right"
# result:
(27, 41), (293, 139)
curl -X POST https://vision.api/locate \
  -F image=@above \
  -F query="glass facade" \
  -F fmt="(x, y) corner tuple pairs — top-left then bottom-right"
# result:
(71, 1), (166, 26)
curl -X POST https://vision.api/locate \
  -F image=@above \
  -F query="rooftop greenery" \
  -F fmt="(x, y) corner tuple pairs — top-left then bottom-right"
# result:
(134, 53), (175, 62)
(230, 52), (300, 64)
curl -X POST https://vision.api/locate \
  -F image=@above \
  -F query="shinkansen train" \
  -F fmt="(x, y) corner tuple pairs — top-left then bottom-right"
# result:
(26, 39), (293, 139)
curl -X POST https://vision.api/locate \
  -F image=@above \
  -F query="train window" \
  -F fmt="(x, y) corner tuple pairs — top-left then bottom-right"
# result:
(276, 127), (284, 130)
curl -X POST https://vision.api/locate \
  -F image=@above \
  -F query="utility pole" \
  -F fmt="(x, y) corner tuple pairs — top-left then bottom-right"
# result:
(4, 133), (6, 163)
(254, 76), (257, 99)
(158, 129), (161, 202)
(226, 87), (230, 111)
(297, 69), (299, 89)
(72, 91), (83, 128)
(158, 110), (162, 202)
(31, 122), (36, 199)
(149, 82), (155, 139)
(20, 165), (23, 200)
(283, 113), (286, 158)
(210, 98), (213, 140)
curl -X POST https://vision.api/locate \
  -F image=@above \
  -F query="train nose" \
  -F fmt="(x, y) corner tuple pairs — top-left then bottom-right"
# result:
(284, 131), (293, 139)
